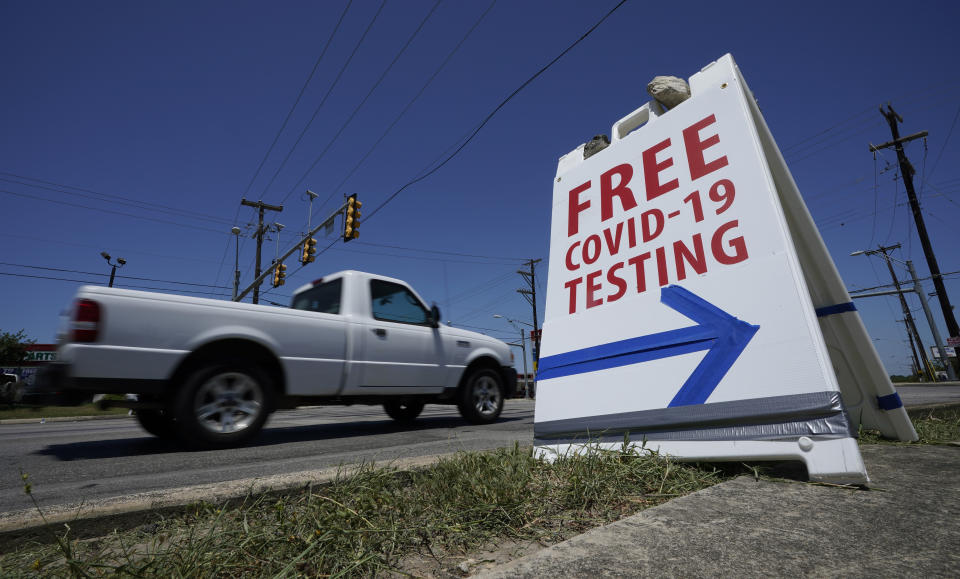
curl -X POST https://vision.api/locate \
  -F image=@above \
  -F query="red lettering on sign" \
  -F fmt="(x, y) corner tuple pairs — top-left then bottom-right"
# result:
(712, 220), (748, 264)
(683, 114), (728, 181)
(565, 241), (581, 271)
(586, 270), (603, 309)
(628, 252), (651, 294)
(603, 221), (623, 256)
(674, 234), (706, 281)
(641, 209), (664, 242)
(600, 164), (637, 222)
(568, 181), (592, 237)
(606, 262), (627, 303)
(565, 277), (583, 314)
(643, 138), (679, 201)
(583, 235), (601, 265)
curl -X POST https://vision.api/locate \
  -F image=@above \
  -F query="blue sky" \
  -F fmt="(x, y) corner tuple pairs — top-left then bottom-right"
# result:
(2, 0), (958, 376)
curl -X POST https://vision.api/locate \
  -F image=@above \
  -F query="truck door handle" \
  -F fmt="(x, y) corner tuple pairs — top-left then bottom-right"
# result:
(373, 328), (387, 337)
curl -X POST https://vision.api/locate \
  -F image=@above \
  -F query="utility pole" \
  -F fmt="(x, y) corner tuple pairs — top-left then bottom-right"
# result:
(517, 259), (541, 371)
(241, 198), (283, 304)
(901, 322), (922, 379)
(871, 104), (959, 341)
(907, 260), (956, 380)
(877, 244), (933, 381)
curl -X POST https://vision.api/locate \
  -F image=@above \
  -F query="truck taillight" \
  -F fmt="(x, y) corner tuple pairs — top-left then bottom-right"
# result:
(72, 299), (101, 343)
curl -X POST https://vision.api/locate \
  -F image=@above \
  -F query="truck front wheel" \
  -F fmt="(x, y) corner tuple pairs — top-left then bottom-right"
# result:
(173, 361), (272, 448)
(457, 367), (504, 424)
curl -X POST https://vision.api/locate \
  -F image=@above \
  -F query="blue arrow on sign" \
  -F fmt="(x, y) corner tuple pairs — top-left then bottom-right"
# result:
(536, 285), (759, 407)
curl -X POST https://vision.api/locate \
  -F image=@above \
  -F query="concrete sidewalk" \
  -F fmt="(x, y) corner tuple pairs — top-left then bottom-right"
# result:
(480, 443), (960, 577)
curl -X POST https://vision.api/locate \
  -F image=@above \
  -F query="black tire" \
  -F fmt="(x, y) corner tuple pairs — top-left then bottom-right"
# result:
(457, 367), (504, 424)
(173, 360), (272, 449)
(383, 400), (425, 423)
(135, 409), (177, 439)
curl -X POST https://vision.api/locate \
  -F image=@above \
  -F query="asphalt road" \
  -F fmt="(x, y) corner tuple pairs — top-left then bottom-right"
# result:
(0, 400), (536, 516)
(2, 384), (956, 519)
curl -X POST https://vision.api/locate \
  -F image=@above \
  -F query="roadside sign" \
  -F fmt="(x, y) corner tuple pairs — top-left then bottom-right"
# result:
(534, 54), (916, 484)
(930, 346), (957, 359)
(947, 336), (960, 347)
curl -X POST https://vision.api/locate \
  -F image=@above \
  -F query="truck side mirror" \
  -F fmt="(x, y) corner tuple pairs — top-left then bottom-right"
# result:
(430, 304), (441, 328)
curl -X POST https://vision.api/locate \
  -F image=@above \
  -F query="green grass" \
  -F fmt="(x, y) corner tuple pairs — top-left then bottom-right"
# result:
(859, 406), (960, 445)
(4, 409), (956, 577)
(0, 403), (128, 421)
(1, 442), (733, 577)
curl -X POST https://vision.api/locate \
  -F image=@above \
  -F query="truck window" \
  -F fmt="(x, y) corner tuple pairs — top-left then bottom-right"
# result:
(370, 279), (429, 325)
(291, 278), (342, 314)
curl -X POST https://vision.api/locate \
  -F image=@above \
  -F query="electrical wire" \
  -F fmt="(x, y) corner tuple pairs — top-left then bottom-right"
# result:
(360, 0), (629, 225)
(0, 171), (230, 224)
(0, 262), (231, 289)
(316, 0), (498, 216)
(241, 0), (354, 198)
(258, 0), (388, 198)
(283, 0), (445, 206)
(0, 271), (227, 296)
(0, 188), (224, 235)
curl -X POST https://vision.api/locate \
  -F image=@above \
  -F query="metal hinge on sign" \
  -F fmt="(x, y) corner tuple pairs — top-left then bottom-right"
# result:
(457, 341), (470, 348)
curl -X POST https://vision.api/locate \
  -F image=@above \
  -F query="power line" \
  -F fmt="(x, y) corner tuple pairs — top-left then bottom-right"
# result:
(0, 171), (230, 224)
(0, 271), (226, 296)
(241, 0), (354, 198)
(928, 102), (960, 180)
(284, 0), (444, 206)
(361, 0), (629, 224)
(350, 240), (525, 262)
(0, 188), (224, 235)
(0, 232), (220, 264)
(258, 0), (388, 198)
(315, 0), (497, 215)
(0, 261), (231, 289)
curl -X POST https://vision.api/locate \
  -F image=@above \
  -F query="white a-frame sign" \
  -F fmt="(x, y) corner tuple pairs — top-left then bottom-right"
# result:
(535, 54), (917, 484)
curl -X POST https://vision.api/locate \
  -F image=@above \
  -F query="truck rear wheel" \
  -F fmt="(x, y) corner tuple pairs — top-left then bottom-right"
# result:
(457, 367), (504, 424)
(173, 360), (272, 448)
(383, 400), (425, 423)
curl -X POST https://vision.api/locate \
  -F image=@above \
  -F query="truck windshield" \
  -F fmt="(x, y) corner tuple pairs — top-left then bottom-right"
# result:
(291, 278), (342, 314)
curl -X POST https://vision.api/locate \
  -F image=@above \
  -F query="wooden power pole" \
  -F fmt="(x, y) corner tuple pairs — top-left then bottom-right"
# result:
(241, 198), (283, 304)
(870, 104), (959, 341)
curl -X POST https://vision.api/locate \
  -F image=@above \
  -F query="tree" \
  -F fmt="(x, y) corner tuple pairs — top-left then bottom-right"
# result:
(0, 329), (35, 367)
(1, 329), (34, 404)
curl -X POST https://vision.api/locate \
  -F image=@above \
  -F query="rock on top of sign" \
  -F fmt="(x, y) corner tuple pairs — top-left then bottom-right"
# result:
(646, 76), (691, 109)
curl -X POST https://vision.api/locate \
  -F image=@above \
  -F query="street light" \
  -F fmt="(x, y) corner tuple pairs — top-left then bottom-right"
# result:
(851, 246), (956, 380)
(231, 227), (241, 300)
(494, 314), (533, 398)
(100, 252), (126, 288)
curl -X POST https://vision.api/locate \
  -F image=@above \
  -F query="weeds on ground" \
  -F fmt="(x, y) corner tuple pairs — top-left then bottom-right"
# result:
(1, 442), (731, 577)
(859, 406), (960, 445)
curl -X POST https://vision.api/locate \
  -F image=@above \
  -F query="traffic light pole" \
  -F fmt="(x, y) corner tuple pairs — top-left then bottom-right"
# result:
(234, 200), (350, 302)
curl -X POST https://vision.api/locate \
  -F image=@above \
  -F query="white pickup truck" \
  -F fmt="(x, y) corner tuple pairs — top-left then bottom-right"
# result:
(41, 270), (517, 448)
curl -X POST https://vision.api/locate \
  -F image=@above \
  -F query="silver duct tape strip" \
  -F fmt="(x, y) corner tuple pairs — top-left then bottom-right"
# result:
(534, 391), (853, 442)
(534, 414), (852, 446)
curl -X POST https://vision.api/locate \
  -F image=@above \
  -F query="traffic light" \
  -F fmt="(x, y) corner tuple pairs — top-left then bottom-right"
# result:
(300, 237), (317, 264)
(343, 194), (361, 242)
(272, 262), (287, 287)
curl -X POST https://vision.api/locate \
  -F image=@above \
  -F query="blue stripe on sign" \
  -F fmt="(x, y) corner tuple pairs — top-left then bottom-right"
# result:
(815, 302), (856, 318)
(877, 393), (903, 411)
